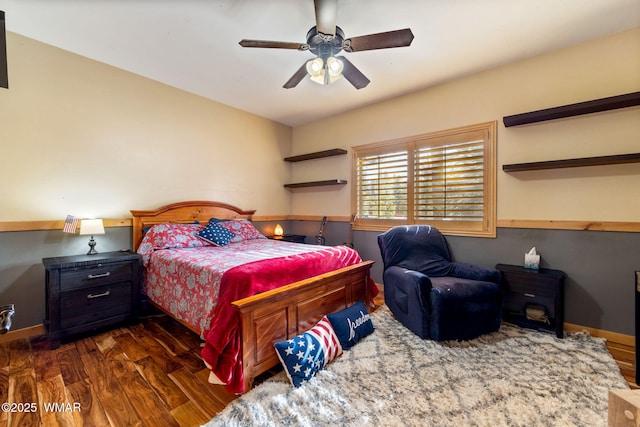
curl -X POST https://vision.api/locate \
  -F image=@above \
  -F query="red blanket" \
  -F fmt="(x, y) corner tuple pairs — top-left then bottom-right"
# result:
(200, 245), (376, 393)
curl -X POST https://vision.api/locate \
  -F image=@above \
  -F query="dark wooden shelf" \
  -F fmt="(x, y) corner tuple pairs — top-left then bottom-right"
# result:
(503, 91), (640, 127)
(284, 179), (347, 189)
(284, 149), (347, 162)
(284, 149), (348, 189)
(503, 153), (640, 172)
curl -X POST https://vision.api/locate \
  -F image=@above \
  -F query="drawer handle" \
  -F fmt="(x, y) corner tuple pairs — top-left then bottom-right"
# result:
(87, 290), (110, 299)
(524, 293), (536, 298)
(87, 272), (111, 280)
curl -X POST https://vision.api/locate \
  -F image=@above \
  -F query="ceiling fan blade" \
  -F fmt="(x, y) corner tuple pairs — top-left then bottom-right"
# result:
(283, 63), (309, 89)
(239, 39), (308, 50)
(337, 56), (370, 89)
(343, 28), (414, 52)
(314, 0), (338, 35)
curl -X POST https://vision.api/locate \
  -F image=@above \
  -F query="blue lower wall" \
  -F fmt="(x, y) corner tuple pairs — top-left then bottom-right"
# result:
(1, 222), (636, 336)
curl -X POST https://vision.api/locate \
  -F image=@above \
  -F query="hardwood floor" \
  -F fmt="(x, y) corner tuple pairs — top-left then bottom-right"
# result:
(609, 340), (638, 389)
(1, 298), (636, 426)
(0, 315), (237, 427)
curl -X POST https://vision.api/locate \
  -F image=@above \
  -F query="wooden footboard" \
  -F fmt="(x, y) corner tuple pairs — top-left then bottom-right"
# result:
(232, 260), (375, 392)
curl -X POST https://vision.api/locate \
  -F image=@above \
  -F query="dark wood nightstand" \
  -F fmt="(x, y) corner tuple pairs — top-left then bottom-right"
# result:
(43, 250), (142, 348)
(496, 263), (566, 338)
(268, 234), (307, 244)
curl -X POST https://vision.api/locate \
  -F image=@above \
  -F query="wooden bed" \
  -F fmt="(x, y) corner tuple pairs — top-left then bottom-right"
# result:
(130, 200), (375, 392)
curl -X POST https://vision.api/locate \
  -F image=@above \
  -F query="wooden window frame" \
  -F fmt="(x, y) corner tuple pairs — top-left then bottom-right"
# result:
(351, 121), (497, 238)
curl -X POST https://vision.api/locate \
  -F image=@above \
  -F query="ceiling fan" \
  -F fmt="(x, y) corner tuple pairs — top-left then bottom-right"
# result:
(239, 0), (414, 89)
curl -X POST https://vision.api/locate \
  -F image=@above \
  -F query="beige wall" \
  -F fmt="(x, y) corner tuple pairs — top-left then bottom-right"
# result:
(0, 33), (292, 221)
(4, 29), (638, 223)
(291, 28), (640, 222)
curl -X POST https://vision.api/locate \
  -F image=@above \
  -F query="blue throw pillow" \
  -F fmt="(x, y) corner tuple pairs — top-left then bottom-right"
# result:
(327, 301), (374, 350)
(208, 217), (229, 224)
(197, 222), (235, 246)
(274, 316), (342, 388)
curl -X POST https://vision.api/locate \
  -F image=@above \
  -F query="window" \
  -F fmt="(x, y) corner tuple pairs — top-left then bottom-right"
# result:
(352, 122), (496, 237)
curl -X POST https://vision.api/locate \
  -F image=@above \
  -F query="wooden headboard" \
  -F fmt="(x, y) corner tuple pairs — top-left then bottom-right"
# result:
(130, 200), (256, 251)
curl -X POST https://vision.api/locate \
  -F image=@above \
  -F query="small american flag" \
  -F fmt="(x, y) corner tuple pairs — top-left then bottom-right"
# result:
(62, 215), (79, 233)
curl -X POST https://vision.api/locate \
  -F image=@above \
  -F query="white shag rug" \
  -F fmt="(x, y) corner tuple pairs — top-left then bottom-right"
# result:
(204, 305), (629, 427)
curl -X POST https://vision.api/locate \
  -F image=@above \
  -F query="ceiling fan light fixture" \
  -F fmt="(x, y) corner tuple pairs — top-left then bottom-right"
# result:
(306, 57), (326, 85)
(306, 56), (343, 85)
(327, 56), (344, 76)
(306, 57), (324, 77)
(309, 72), (325, 85)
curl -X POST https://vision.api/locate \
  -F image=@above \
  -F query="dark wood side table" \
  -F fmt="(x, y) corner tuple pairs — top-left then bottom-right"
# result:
(268, 234), (306, 244)
(496, 263), (566, 338)
(43, 250), (142, 348)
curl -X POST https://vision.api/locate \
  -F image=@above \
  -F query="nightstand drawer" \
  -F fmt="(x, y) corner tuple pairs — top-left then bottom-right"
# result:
(60, 262), (132, 291)
(60, 282), (132, 329)
(503, 275), (556, 298)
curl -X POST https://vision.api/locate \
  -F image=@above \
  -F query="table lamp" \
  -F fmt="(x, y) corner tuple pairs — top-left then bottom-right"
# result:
(79, 219), (105, 255)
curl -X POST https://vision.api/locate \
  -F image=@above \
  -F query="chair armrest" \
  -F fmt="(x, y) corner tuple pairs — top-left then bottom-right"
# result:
(449, 262), (501, 284)
(383, 265), (432, 309)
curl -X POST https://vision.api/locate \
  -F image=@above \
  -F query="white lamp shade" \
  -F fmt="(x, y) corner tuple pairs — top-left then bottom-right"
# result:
(274, 224), (284, 236)
(306, 58), (324, 76)
(79, 219), (105, 236)
(327, 56), (344, 76)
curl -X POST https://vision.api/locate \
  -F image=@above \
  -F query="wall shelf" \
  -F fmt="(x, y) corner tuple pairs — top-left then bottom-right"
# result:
(503, 153), (640, 172)
(284, 149), (347, 162)
(284, 179), (347, 189)
(284, 148), (348, 189)
(503, 91), (640, 127)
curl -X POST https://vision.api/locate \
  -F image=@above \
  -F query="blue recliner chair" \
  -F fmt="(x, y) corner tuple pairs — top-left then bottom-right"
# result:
(377, 225), (502, 341)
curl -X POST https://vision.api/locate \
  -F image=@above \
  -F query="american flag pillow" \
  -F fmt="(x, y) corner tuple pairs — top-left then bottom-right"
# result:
(274, 316), (343, 388)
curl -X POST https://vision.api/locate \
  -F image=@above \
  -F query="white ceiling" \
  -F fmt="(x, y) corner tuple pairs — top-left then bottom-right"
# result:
(1, 0), (639, 127)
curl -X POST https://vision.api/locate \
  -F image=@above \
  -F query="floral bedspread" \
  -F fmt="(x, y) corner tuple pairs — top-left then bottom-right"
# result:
(143, 239), (332, 334)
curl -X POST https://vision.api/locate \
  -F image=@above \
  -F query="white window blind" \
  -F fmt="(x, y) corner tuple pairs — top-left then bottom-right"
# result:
(356, 150), (408, 220)
(414, 139), (484, 221)
(352, 122), (496, 237)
